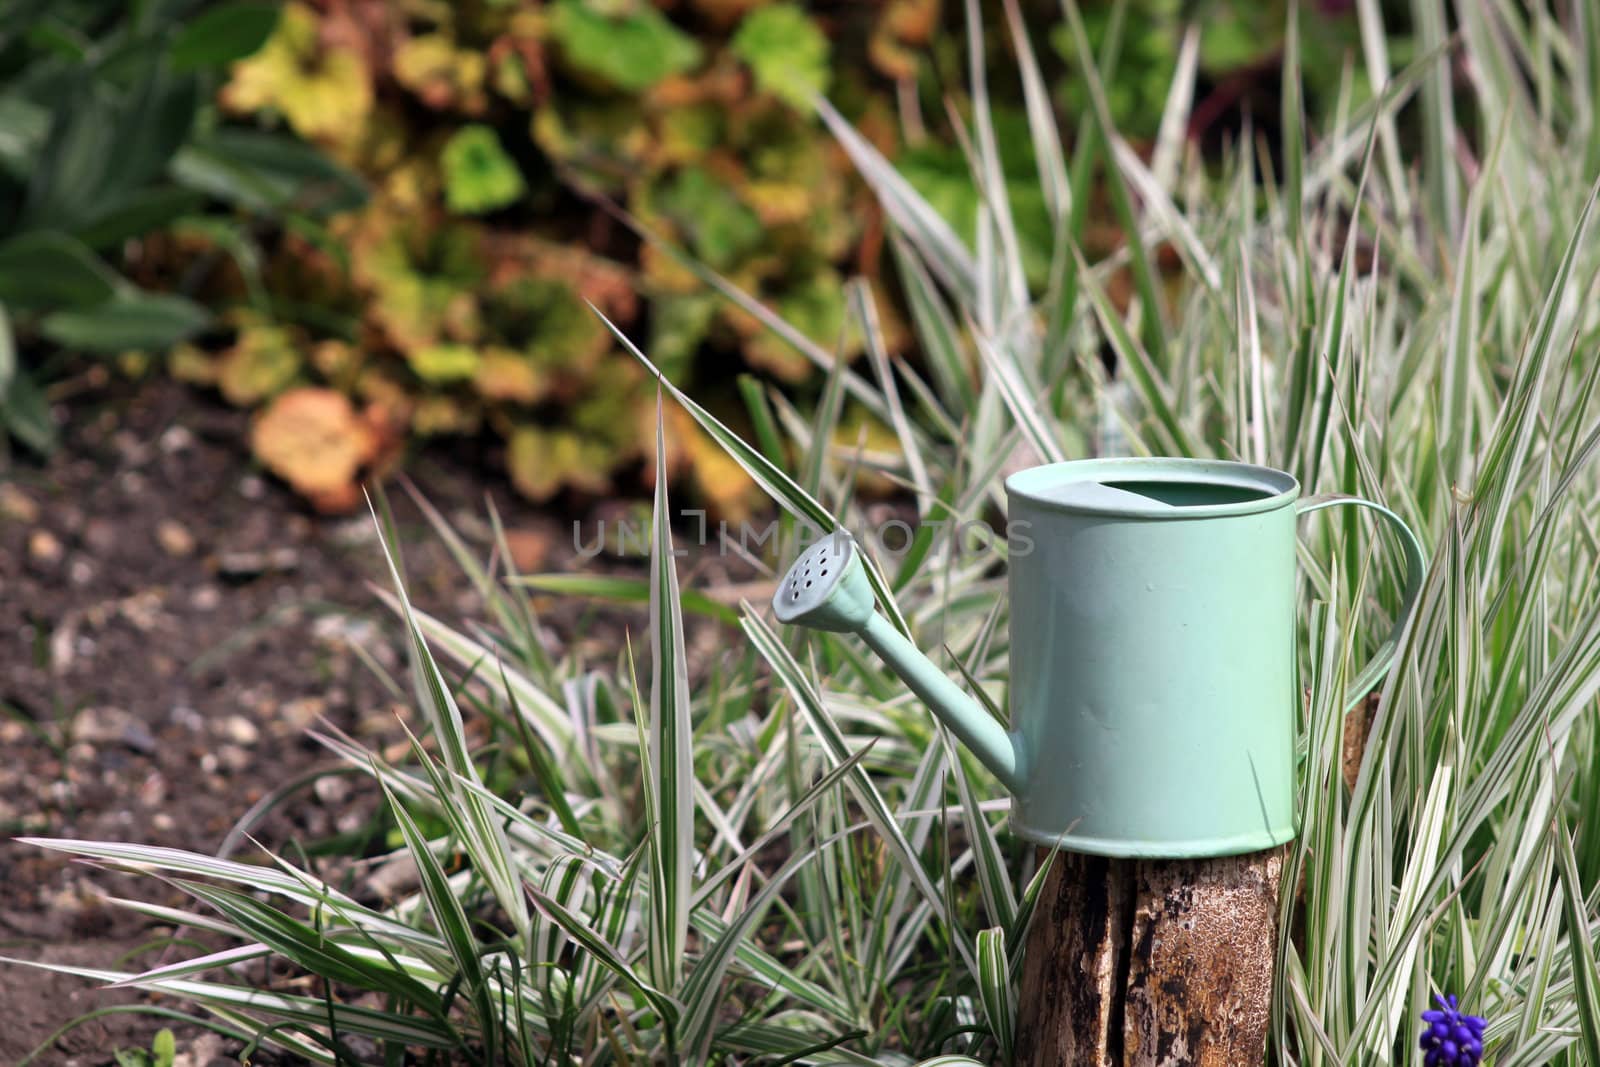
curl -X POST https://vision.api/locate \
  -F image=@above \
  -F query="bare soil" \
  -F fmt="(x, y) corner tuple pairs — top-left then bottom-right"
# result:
(0, 375), (708, 1065)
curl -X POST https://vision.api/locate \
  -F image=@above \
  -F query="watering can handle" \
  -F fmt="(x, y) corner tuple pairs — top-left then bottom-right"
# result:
(1296, 494), (1428, 712)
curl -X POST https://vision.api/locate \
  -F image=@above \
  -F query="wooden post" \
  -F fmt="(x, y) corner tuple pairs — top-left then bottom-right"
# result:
(1014, 846), (1284, 1067)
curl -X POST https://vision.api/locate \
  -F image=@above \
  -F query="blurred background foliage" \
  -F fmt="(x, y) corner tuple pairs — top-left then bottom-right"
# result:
(0, 0), (351, 453)
(1, 0), (1383, 513)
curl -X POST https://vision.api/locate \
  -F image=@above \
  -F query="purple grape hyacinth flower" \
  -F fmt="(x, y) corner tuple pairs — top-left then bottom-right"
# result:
(1420, 993), (1486, 1066)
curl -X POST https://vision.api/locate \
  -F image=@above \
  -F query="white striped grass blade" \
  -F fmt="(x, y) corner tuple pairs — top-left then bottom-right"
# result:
(1552, 810), (1600, 1065)
(107, 943), (271, 988)
(999, 0), (1069, 226)
(0, 955), (461, 1049)
(852, 280), (932, 509)
(1370, 764), (1452, 1055)
(1151, 25), (1200, 190)
(647, 396), (694, 996)
(384, 783), (502, 1058)
(814, 97), (976, 302)
(937, 723), (1015, 932)
(974, 926), (1015, 1063)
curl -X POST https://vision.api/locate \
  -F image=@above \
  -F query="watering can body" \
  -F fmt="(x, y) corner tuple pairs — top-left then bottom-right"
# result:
(1006, 458), (1302, 857)
(773, 457), (1426, 859)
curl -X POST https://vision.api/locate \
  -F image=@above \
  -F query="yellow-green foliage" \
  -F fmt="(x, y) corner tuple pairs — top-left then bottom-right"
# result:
(199, 0), (939, 511)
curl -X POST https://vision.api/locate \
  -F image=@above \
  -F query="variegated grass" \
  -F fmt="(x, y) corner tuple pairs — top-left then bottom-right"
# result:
(13, 1), (1600, 1064)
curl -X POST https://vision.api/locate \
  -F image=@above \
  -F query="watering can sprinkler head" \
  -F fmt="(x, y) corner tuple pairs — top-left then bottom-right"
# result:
(772, 533), (876, 634)
(773, 531), (1028, 793)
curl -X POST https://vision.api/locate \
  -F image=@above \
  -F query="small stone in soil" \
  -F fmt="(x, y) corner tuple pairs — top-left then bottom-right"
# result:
(189, 584), (222, 611)
(217, 546), (299, 580)
(0, 484), (39, 523)
(312, 612), (377, 647)
(220, 714), (260, 745)
(158, 424), (194, 453)
(329, 516), (379, 547)
(314, 775), (351, 805)
(358, 707), (401, 736)
(173, 1030), (230, 1062)
(83, 518), (117, 554)
(137, 771), (167, 805)
(170, 1029), (224, 1067)
(217, 744), (251, 772)
(156, 518), (197, 557)
(27, 529), (64, 567)
(48, 617), (78, 673)
(112, 428), (152, 466)
(280, 696), (327, 731)
(368, 854), (420, 898)
(73, 706), (158, 754)
(338, 1036), (380, 1063)
(170, 704), (204, 732)
(117, 590), (164, 631)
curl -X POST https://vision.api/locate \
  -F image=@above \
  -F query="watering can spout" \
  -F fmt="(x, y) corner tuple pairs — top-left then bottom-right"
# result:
(772, 533), (1026, 792)
(857, 612), (1026, 791)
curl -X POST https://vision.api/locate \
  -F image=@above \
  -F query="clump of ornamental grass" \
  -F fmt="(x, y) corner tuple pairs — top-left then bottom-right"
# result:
(11, 1), (1600, 1064)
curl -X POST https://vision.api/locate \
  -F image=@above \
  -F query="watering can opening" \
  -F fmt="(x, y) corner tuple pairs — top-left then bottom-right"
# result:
(1099, 479), (1274, 507)
(1007, 458), (1300, 518)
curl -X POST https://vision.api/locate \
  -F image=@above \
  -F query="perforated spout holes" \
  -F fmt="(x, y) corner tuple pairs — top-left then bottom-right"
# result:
(783, 538), (843, 611)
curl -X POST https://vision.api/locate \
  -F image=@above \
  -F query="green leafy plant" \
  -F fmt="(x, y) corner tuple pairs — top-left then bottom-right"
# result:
(113, 1028), (175, 1067)
(730, 3), (831, 106)
(440, 124), (527, 214)
(11, 2), (1600, 1064)
(549, 0), (704, 92)
(187, 0), (922, 510)
(0, 0), (360, 455)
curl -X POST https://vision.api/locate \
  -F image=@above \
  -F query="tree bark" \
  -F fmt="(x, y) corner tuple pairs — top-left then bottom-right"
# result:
(1015, 846), (1284, 1067)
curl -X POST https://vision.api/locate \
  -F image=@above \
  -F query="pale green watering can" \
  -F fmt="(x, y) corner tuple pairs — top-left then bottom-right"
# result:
(772, 457), (1426, 858)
